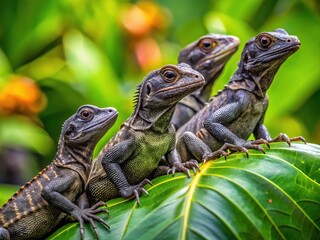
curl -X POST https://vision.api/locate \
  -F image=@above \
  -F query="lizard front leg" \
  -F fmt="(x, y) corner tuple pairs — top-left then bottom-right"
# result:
(101, 140), (152, 205)
(41, 172), (109, 239)
(203, 100), (269, 160)
(205, 122), (269, 153)
(176, 131), (228, 163)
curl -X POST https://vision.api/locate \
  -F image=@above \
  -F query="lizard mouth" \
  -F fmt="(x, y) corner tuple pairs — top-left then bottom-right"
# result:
(271, 43), (300, 54)
(152, 79), (205, 98)
(196, 45), (239, 68)
(82, 111), (118, 132)
(258, 43), (300, 62)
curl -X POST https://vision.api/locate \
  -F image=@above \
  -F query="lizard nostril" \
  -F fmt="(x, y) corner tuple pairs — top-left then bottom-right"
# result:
(195, 75), (199, 78)
(286, 38), (292, 42)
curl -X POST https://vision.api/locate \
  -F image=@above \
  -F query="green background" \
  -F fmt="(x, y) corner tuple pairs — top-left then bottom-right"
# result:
(0, 0), (319, 200)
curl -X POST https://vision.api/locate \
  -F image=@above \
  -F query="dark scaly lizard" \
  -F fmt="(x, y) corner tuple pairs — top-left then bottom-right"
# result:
(0, 105), (118, 240)
(176, 29), (306, 163)
(84, 63), (204, 206)
(171, 33), (240, 129)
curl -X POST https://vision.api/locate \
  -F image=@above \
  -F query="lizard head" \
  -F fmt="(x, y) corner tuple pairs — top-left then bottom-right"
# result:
(62, 105), (118, 146)
(178, 34), (240, 82)
(241, 28), (300, 69)
(232, 28), (300, 96)
(140, 63), (204, 107)
(130, 63), (205, 130)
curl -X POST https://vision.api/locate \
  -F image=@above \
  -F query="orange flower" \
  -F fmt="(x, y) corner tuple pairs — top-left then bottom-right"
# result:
(0, 75), (47, 117)
(135, 38), (162, 72)
(120, 1), (170, 71)
(120, 0), (169, 37)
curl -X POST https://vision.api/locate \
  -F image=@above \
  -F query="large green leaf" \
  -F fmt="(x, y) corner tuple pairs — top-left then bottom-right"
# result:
(48, 143), (320, 239)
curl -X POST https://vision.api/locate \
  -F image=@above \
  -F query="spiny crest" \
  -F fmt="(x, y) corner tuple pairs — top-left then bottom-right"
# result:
(132, 83), (142, 110)
(131, 70), (158, 111)
(61, 115), (74, 132)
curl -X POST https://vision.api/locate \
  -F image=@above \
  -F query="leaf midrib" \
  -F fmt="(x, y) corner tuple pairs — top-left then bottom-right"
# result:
(180, 163), (210, 240)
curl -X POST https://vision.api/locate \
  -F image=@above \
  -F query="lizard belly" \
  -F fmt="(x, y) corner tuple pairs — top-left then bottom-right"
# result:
(87, 175), (119, 203)
(122, 132), (173, 184)
(227, 101), (264, 139)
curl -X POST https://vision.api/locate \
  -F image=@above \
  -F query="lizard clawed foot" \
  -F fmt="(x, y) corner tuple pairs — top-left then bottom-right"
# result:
(202, 149), (229, 163)
(203, 143), (249, 162)
(167, 160), (200, 178)
(268, 133), (306, 146)
(119, 179), (153, 206)
(241, 138), (271, 154)
(183, 160), (201, 175)
(72, 202), (110, 240)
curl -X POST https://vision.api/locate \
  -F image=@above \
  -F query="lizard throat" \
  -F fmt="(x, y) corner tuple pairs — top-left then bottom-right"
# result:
(129, 104), (176, 133)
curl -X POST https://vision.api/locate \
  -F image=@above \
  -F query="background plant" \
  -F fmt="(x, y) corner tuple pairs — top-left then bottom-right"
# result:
(0, 0), (319, 201)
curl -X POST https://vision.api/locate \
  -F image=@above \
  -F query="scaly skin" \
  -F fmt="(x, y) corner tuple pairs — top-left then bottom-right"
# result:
(172, 33), (240, 129)
(84, 63), (205, 206)
(176, 29), (306, 163)
(0, 105), (118, 240)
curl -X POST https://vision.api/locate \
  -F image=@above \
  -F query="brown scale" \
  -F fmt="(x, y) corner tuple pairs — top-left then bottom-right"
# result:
(0, 164), (54, 227)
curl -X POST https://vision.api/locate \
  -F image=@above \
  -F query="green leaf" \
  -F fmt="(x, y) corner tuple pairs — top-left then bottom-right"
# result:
(0, 116), (55, 155)
(48, 143), (320, 239)
(63, 30), (123, 108)
(0, 184), (19, 206)
(0, 48), (12, 77)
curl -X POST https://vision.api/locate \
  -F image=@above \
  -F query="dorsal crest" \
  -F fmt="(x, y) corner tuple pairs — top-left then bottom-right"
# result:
(129, 70), (158, 129)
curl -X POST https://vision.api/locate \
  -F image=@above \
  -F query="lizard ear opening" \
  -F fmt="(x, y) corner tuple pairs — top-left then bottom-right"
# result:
(65, 125), (76, 139)
(146, 83), (152, 96)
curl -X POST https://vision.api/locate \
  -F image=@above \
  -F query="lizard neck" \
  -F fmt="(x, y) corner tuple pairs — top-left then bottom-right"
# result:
(228, 62), (279, 98)
(150, 105), (175, 133)
(195, 67), (224, 101)
(55, 138), (93, 167)
(129, 105), (175, 133)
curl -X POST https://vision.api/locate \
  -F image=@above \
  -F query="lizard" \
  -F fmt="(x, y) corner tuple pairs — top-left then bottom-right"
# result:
(82, 63), (205, 207)
(0, 105), (118, 240)
(175, 28), (306, 163)
(171, 33), (240, 130)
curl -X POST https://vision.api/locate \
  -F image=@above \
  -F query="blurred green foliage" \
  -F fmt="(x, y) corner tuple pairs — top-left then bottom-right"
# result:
(0, 0), (319, 191)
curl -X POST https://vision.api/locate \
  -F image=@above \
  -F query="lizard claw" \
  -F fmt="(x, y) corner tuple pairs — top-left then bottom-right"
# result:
(167, 162), (189, 177)
(119, 179), (152, 205)
(268, 133), (307, 146)
(89, 201), (109, 217)
(167, 160), (200, 178)
(203, 149), (229, 162)
(204, 143), (249, 162)
(72, 202), (110, 240)
(251, 138), (270, 149)
(240, 139), (269, 154)
(184, 159), (200, 174)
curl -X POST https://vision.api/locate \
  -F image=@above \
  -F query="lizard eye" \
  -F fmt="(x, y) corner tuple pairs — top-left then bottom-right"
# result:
(79, 108), (93, 120)
(257, 34), (273, 49)
(160, 67), (179, 83)
(199, 38), (216, 53)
